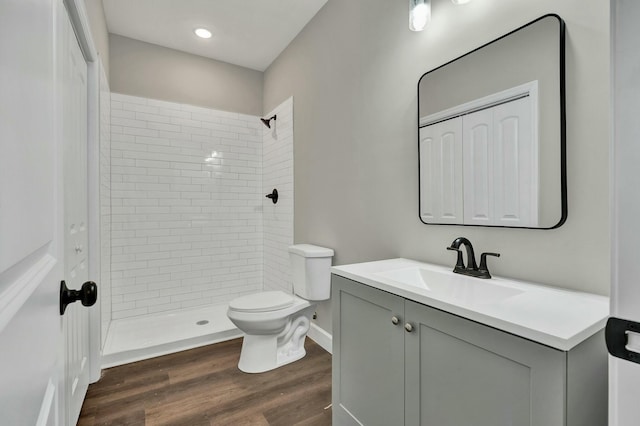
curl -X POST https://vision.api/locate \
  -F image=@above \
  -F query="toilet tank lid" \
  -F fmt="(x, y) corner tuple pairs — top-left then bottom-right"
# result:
(288, 244), (334, 258)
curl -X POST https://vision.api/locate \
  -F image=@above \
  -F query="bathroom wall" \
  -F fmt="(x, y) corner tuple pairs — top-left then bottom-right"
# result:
(109, 34), (263, 116)
(264, 0), (610, 334)
(263, 98), (295, 293)
(109, 93), (263, 319)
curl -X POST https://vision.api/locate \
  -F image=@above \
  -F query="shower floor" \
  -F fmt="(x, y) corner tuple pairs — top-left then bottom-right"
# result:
(102, 304), (242, 368)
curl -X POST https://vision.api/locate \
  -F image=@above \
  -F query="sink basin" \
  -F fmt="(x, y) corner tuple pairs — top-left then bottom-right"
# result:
(375, 267), (523, 305)
(331, 258), (610, 351)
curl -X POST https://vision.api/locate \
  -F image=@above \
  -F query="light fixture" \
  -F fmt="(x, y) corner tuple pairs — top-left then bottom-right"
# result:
(451, 0), (472, 4)
(409, 0), (431, 31)
(194, 28), (212, 39)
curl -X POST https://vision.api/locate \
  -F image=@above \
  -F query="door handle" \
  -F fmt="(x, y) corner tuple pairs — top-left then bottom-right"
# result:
(60, 280), (97, 315)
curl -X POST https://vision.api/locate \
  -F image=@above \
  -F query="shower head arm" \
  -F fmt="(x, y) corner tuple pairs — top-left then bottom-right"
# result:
(260, 115), (277, 128)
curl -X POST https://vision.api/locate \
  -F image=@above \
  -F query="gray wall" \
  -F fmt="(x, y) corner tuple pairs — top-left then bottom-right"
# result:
(109, 34), (263, 116)
(84, 0), (110, 80)
(264, 0), (610, 333)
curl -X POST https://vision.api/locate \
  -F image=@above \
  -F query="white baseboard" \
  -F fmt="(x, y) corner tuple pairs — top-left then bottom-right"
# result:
(308, 322), (332, 354)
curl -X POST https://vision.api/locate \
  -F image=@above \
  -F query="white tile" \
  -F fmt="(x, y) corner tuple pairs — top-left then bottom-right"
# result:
(108, 95), (273, 318)
(122, 127), (159, 138)
(147, 122), (181, 132)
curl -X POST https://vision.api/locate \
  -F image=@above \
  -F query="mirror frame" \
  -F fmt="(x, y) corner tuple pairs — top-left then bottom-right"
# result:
(417, 14), (567, 229)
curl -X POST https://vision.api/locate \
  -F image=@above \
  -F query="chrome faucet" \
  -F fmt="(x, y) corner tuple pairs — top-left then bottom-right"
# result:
(446, 237), (500, 279)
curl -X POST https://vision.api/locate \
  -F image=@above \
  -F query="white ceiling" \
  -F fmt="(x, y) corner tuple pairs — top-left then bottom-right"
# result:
(102, 0), (328, 71)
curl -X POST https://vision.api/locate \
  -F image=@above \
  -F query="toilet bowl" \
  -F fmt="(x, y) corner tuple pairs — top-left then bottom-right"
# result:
(227, 244), (334, 373)
(227, 291), (316, 373)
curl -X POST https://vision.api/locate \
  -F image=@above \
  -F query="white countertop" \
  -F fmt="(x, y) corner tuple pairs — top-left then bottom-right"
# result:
(331, 258), (610, 351)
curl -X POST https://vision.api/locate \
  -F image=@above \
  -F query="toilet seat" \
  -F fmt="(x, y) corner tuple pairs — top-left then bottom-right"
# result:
(228, 291), (294, 313)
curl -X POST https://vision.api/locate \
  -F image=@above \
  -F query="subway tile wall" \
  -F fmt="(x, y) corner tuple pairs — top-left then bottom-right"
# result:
(99, 67), (111, 345)
(263, 98), (294, 293)
(109, 93), (264, 319)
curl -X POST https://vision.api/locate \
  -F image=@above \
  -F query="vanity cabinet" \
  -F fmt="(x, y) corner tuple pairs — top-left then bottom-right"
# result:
(332, 274), (607, 426)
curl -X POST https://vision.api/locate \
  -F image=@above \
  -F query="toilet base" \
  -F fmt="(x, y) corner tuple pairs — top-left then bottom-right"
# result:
(237, 335), (308, 373)
(237, 305), (315, 373)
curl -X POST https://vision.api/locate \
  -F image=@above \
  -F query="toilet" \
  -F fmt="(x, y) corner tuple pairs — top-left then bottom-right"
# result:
(227, 244), (334, 373)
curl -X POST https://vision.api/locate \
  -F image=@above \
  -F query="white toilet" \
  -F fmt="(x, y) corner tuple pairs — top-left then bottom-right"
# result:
(227, 244), (334, 373)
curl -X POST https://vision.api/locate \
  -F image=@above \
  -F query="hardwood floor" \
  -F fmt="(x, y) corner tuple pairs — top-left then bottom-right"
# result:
(78, 338), (332, 426)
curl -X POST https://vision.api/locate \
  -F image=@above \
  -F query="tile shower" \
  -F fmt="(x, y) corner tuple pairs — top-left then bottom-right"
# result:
(100, 94), (294, 366)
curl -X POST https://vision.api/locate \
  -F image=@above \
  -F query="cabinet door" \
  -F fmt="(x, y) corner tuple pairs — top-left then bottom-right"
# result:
(419, 118), (464, 224)
(404, 301), (565, 426)
(332, 276), (406, 426)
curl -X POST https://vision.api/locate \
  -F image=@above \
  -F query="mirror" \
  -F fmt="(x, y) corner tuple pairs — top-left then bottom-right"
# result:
(418, 14), (566, 229)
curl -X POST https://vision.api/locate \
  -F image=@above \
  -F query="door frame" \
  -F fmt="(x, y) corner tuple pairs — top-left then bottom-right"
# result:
(609, 1), (640, 424)
(61, 0), (102, 383)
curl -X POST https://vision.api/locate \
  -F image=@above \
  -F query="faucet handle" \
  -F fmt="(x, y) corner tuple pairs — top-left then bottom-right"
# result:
(446, 246), (465, 270)
(478, 252), (500, 278)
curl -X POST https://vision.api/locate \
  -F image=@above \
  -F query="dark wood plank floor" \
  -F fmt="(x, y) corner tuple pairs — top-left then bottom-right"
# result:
(78, 338), (332, 426)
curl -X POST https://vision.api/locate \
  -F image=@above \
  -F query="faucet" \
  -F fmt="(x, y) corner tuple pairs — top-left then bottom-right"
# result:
(446, 237), (500, 279)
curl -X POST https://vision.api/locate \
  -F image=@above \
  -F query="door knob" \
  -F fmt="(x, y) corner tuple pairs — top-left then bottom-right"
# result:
(391, 316), (400, 325)
(405, 323), (414, 332)
(60, 280), (97, 315)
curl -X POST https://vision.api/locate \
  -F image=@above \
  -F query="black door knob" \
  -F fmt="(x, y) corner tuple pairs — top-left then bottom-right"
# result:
(60, 280), (98, 315)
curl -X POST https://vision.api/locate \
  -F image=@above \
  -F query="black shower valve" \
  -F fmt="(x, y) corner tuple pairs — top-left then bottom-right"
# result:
(266, 188), (278, 204)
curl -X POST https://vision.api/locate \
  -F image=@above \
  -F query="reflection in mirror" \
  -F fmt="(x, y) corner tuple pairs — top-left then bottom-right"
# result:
(418, 14), (566, 229)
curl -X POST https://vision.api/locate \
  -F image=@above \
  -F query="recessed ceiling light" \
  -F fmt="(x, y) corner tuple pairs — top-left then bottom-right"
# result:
(194, 28), (212, 39)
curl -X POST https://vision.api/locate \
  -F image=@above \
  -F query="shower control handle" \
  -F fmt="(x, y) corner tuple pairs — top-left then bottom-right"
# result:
(265, 188), (278, 204)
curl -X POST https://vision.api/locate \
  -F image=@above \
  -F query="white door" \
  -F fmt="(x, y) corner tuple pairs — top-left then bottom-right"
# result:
(0, 1), (95, 424)
(0, 0), (63, 425)
(419, 118), (464, 224)
(491, 97), (537, 227)
(462, 108), (494, 225)
(59, 4), (92, 424)
(462, 97), (537, 227)
(609, 1), (640, 424)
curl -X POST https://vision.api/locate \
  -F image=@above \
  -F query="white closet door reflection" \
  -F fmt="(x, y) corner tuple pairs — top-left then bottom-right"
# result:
(463, 97), (537, 227)
(463, 108), (494, 225)
(420, 96), (538, 227)
(419, 119), (463, 224)
(492, 97), (537, 227)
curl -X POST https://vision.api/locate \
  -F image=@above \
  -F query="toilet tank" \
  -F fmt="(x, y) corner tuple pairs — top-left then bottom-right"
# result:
(289, 244), (334, 301)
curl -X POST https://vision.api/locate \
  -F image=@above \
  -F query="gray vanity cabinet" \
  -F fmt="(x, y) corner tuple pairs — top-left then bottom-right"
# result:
(332, 275), (607, 426)
(331, 275), (406, 426)
(403, 299), (564, 426)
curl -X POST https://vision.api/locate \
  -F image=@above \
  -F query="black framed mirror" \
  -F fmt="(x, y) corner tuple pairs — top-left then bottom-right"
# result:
(417, 14), (566, 229)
